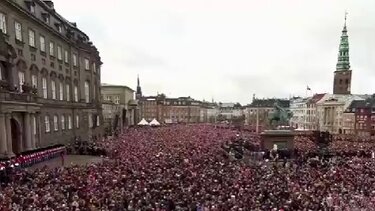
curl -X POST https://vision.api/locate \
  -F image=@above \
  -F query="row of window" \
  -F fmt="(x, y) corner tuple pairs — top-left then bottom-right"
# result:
(104, 95), (120, 104)
(18, 71), (93, 103)
(0, 12), (97, 72)
(43, 114), (100, 133)
(44, 115), (77, 133)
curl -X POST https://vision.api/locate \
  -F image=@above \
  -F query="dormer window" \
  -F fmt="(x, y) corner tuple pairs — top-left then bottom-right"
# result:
(55, 23), (63, 33)
(41, 13), (50, 24)
(25, 1), (36, 14)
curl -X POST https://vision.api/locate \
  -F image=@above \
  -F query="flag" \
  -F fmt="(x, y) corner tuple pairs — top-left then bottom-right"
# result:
(307, 86), (311, 91)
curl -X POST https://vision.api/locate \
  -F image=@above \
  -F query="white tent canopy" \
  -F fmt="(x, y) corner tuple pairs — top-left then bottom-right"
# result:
(149, 118), (161, 126)
(138, 118), (149, 126)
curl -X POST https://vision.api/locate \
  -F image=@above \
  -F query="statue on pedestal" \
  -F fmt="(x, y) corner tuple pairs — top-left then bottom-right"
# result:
(269, 101), (293, 129)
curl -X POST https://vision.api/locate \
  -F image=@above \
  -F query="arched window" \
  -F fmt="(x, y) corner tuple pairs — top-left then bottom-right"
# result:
(44, 116), (50, 132)
(75, 115), (79, 129)
(345, 79), (349, 85)
(84, 81), (90, 103)
(61, 115), (65, 130)
(42, 77), (47, 98)
(74, 85), (78, 102)
(66, 83), (70, 101)
(53, 115), (58, 131)
(59, 81), (64, 100)
(31, 75), (37, 88)
(18, 71), (25, 92)
(68, 115), (72, 129)
(51, 80), (56, 99)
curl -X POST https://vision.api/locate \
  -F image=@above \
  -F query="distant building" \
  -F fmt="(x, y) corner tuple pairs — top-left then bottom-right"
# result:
(139, 94), (201, 123)
(101, 84), (137, 131)
(289, 97), (309, 129)
(200, 101), (218, 123)
(218, 102), (243, 120)
(344, 96), (375, 137)
(316, 94), (368, 134)
(289, 94), (326, 130)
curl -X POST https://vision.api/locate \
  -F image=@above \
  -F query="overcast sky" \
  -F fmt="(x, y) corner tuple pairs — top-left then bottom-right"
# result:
(53, 0), (375, 104)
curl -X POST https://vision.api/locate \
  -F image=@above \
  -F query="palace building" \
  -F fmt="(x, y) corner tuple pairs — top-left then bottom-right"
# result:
(0, 0), (103, 158)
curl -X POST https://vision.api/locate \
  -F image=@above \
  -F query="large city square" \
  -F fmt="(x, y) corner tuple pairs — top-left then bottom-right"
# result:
(1, 0), (375, 210)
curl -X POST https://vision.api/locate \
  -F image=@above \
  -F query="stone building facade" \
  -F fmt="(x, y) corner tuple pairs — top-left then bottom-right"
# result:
(344, 97), (375, 137)
(139, 94), (201, 124)
(101, 84), (137, 132)
(0, 0), (103, 158)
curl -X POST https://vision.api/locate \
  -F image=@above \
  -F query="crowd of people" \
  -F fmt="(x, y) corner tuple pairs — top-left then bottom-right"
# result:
(0, 125), (375, 210)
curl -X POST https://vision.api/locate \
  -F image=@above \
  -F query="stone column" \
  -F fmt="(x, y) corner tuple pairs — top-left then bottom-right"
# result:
(30, 113), (36, 149)
(5, 113), (14, 157)
(0, 113), (8, 157)
(24, 113), (33, 151)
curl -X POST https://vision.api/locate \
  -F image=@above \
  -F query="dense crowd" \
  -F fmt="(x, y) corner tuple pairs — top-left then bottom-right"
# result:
(1, 125), (375, 210)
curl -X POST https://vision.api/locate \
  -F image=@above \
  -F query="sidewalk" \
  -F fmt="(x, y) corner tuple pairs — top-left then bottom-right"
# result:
(26, 155), (105, 171)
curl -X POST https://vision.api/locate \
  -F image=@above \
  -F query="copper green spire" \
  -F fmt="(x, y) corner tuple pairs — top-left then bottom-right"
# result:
(336, 11), (350, 71)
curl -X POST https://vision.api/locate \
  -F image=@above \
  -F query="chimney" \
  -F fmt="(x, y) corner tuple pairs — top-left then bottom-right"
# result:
(43, 0), (54, 9)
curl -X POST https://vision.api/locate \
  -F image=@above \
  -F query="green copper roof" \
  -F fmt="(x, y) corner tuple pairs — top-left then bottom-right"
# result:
(336, 16), (350, 71)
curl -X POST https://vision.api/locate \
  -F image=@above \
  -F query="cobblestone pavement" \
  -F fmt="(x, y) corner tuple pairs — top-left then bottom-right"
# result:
(26, 155), (106, 171)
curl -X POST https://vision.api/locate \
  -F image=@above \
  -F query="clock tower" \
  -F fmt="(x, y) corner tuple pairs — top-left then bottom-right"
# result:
(333, 13), (352, 95)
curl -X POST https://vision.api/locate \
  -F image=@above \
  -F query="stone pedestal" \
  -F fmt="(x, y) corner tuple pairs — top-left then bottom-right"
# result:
(260, 130), (295, 151)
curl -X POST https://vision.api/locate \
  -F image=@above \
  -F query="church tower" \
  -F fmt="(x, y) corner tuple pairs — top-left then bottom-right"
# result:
(136, 75), (142, 99)
(333, 12), (352, 95)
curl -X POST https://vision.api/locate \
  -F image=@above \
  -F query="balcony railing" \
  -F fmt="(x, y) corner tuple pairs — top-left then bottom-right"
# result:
(0, 91), (38, 103)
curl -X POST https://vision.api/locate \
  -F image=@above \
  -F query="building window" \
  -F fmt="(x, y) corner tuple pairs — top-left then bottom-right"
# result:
(58, 25), (63, 33)
(32, 116), (37, 135)
(59, 81), (63, 100)
(64, 50), (69, 63)
(115, 96), (120, 104)
(0, 13), (7, 34)
(57, 45), (62, 60)
(45, 116), (50, 132)
(68, 115), (72, 129)
(31, 75), (37, 88)
(66, 84), (70, 101)
(84, 81), (90, 103)
(39, 35), (46, 52)
(96, 115), (100, 126)
(76, 115), (79, 128)
(18, 71), (25, 92)
(74, 85), (78, 102)
(84, 58), (90, 70)
(73, 54), (77, 66)
(15, 21), (22, 41)
(88, 114), (93, 128)
(61, 115), (65, 130)
(42, 13), (50, 24)
(93, 62), (96, 73)
(53, 115), (58, 131)
(49, 42), (54, 56)
(42, 77), (47, 98)
(28, 29), (35, 47)
(51, 80), (56, 99)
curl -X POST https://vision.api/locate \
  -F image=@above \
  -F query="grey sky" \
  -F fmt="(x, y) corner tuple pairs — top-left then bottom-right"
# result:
(53, 0), (375, 104)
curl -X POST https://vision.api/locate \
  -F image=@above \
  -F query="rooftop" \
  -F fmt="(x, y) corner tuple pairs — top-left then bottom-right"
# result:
(101, 83), (135, 92)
